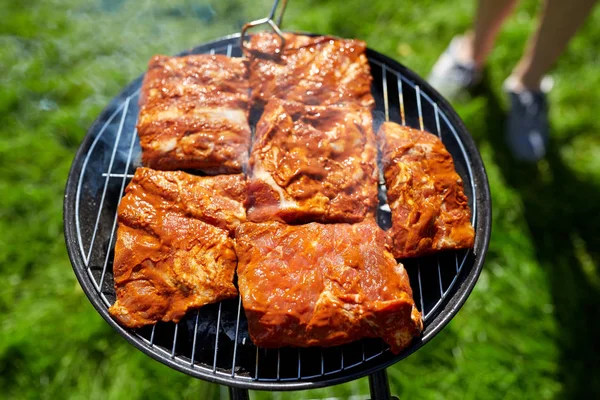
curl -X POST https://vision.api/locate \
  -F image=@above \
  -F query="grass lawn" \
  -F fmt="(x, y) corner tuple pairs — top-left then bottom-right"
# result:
(1, 0), (599, 399)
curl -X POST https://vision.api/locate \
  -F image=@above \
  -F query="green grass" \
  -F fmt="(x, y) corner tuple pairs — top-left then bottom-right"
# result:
(1, 0), (599, 399)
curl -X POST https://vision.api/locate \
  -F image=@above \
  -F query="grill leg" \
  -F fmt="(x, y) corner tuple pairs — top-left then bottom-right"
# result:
(368, 369), (399, 400)
(228, 387), (249, 400)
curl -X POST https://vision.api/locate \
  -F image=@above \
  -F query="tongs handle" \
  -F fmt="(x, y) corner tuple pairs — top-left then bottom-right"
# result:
(240, 0), (288, 55)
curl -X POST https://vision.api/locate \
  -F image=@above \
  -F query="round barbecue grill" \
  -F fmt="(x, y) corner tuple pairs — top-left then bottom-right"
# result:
(63, 3), (491, 398)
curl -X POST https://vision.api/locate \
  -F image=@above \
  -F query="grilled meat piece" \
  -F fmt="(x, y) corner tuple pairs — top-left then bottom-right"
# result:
(235, 220), (423, 354)
(246, 99), (378, 223)
(379, 122), (475, 258)
(108, 168), (246, 328)
(137, 54), (250, 174)
(247, 33), (374, 109)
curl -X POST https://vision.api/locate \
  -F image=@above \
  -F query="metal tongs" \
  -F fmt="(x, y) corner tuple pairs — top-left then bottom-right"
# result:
(240, 0), (288, 55)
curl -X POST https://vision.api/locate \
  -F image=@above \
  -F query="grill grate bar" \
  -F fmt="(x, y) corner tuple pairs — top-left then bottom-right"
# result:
(171, 322), (179, 358)
(437, 260), (444, 296)
(427, 249), (473, 319)
(361, 341), (365, 362)
(150, 324), (156, 347)
(455, 252), (460, 273)
(414, 86), (426, 315)
(297, 349), (301, 379)
(101, 173), (134, 178)
(85, 268), (102, 298)
(397, 74), (406, 125)
(75, 99), (129, 263)
(99, 293), (111, 309)
(461, 250), (470, 272)
(84, 98), (129, 266)
(276, 349), (281, 381)
(230, 297), (243, 377)
(98, 125), (137, 290)
(190, 310), (200, 367)
(213, 302), (223, 372)
(364, 350), (385, 362)
(434, 104), (445, 297)
(416, 85), (424, 131)
(382, 64), (389, 121)
(255, 347), (260, 380)
(434, 103), (442, 138)
(417, 259), (425, 315)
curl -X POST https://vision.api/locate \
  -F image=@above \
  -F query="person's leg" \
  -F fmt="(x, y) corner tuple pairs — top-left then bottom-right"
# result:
(510, 0), (597, 90)
(429, 0), (519, 99)
(462, 0), (520, 68)
(505, 0), (596, 162)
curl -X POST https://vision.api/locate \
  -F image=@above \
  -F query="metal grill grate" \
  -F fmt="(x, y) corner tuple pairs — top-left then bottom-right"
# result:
(64, 34), (489, 391)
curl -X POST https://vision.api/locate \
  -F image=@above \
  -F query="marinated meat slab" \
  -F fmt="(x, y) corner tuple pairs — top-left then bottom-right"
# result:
(247, 33), (374, 109)
(235, 220), (423, 354)
(246, 99), (378, 223)
(137, 54), (250, 174)
(108, 168), (246, 328)
(379, 122), (475, 258)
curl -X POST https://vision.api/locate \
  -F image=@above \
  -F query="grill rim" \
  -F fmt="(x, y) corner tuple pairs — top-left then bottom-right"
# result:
(63, 32), (491, 391)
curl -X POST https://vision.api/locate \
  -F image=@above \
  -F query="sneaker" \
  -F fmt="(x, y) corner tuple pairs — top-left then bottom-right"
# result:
(504, 76), (554, 162)
(427, 36), (482, 100)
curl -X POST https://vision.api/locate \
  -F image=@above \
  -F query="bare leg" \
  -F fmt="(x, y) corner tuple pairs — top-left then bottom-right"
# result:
(428, 0), (518, 98)
(456, 0), (519, 68)
(469, 0), (519, 67)
(511, 0), (597, 90)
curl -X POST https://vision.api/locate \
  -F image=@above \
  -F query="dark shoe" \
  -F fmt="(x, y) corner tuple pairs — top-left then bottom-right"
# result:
(504, 76), (553, 162)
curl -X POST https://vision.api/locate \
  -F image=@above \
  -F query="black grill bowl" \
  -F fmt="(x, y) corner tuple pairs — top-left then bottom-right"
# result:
(63, 33), (491, 391)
